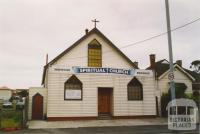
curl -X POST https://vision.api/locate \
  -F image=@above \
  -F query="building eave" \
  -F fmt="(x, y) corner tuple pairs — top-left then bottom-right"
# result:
(158, 64), (195, 81)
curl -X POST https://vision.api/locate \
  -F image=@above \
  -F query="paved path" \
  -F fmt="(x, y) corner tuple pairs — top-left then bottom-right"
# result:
(1, 125), (199, 134)
(28, 118), (168, 129)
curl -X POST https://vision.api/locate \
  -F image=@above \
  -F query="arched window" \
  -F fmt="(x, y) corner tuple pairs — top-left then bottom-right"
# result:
(127, 77), (143, 100)
(64, 75), (82, 100)
(88, 39), (102, 67)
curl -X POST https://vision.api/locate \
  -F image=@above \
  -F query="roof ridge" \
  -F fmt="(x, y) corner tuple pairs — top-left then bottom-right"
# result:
(156, 59), (169, 64)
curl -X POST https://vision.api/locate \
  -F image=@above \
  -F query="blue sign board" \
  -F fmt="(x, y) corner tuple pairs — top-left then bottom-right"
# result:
(73, 67), (134, 76)
(51, 66), (153, 77)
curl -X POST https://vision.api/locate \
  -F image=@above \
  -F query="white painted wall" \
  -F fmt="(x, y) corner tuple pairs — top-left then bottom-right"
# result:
(0, 90), (12, 100)
(28, 87), (47, 120)
(113, 75), (156, 116)
(53, 33), (134, 69)
(46, 71), (156, 117)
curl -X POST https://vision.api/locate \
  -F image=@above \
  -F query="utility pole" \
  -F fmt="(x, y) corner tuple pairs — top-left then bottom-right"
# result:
(165, 0), (176, 101)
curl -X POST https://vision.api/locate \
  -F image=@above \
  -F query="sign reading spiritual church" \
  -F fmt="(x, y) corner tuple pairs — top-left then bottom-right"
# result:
(74, 67), (131, 75)
(49, 66), (153, 77)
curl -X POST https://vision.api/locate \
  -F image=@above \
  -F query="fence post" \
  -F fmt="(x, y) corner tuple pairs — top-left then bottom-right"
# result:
(22, 97), (28, 128)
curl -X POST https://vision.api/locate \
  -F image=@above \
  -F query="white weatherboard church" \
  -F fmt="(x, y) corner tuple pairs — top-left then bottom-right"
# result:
(28, 27), (156, 120)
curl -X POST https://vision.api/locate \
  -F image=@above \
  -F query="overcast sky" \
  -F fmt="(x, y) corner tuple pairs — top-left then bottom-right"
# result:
(0, 0), (200, 89)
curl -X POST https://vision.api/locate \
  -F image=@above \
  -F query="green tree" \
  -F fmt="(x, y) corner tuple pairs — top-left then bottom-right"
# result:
(190, 60), (200, 73)
(168, 83), (187, 99)
(17, 90), (28, 97)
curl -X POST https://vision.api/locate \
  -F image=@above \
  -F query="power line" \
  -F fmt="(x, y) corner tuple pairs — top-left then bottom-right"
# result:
(120, 17), (200, 49)
(171, 17), (200, 32)
(55, 17), (200, 60)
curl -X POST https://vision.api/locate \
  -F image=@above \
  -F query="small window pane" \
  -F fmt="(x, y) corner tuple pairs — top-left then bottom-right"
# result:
(170, 106), (176, 115)
(187, 106), (194, 115)
(88, 40), (102, 67)
(177, 106), (186, 115)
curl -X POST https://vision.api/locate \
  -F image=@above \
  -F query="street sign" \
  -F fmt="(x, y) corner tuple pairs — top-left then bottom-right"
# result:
(168, 72), (174, 81)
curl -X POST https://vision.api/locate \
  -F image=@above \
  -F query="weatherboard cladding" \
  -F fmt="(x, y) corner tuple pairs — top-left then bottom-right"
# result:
(47, 72), (156, 117)
(42, 28), (156, 118)
(155, 68), (194, 116)
(158, 68), (193, 94)
(52, 34), (134, 68)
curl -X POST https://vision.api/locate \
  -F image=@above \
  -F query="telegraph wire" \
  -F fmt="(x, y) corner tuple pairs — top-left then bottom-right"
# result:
(120, 17), (200, 49)
(57, 17), (200, 60)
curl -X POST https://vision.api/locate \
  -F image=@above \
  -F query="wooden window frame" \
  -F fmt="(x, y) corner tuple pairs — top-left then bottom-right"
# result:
(127, 77), (143, 101)
(88, 39), (102, 67)
(64, 75), (83, 101)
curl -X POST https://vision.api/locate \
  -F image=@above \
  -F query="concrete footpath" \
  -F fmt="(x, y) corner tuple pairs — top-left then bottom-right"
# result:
(28, 118), (168, 129)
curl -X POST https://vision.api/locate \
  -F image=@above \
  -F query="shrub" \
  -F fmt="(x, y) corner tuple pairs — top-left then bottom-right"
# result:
(161, 93), (170, 117)
(161, 88), (199, 117)
(0, 110), (22, 129)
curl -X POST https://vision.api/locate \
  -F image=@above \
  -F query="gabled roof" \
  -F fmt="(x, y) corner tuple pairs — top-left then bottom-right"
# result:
(147, 59), (196, 81)
(42, 28), (138, 85)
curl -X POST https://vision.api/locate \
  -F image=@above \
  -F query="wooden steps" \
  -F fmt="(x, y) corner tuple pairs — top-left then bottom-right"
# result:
(98, 113), (112, 120)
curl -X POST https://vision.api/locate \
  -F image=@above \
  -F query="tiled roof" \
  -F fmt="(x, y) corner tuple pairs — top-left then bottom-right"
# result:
(147, 59), (170, 77)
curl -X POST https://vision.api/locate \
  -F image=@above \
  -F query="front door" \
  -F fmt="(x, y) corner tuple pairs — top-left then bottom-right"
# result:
(32, 93), (43, 120)
(98, 88), (112, 115)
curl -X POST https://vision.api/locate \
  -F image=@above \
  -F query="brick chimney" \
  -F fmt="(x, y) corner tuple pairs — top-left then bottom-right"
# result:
(133, 61), (138, 68)
(176, 60), (182, 67)
(149, 54), (156, 69)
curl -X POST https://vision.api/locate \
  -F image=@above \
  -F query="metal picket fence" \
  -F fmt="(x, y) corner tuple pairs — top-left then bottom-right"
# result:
(0, 97), (28, 129)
